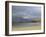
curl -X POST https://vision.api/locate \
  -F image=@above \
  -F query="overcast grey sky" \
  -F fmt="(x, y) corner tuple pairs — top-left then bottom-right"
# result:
(12, 6), (41, 17)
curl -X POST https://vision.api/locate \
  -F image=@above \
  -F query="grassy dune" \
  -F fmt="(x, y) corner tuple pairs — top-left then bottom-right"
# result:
(12, 26), (41, 31)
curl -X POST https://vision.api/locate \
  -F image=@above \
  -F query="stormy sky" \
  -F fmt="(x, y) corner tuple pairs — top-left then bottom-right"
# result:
(12, 6), (41, 18)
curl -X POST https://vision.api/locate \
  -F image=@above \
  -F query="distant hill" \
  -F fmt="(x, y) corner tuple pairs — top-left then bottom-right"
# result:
(12, 16), (41, 23)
